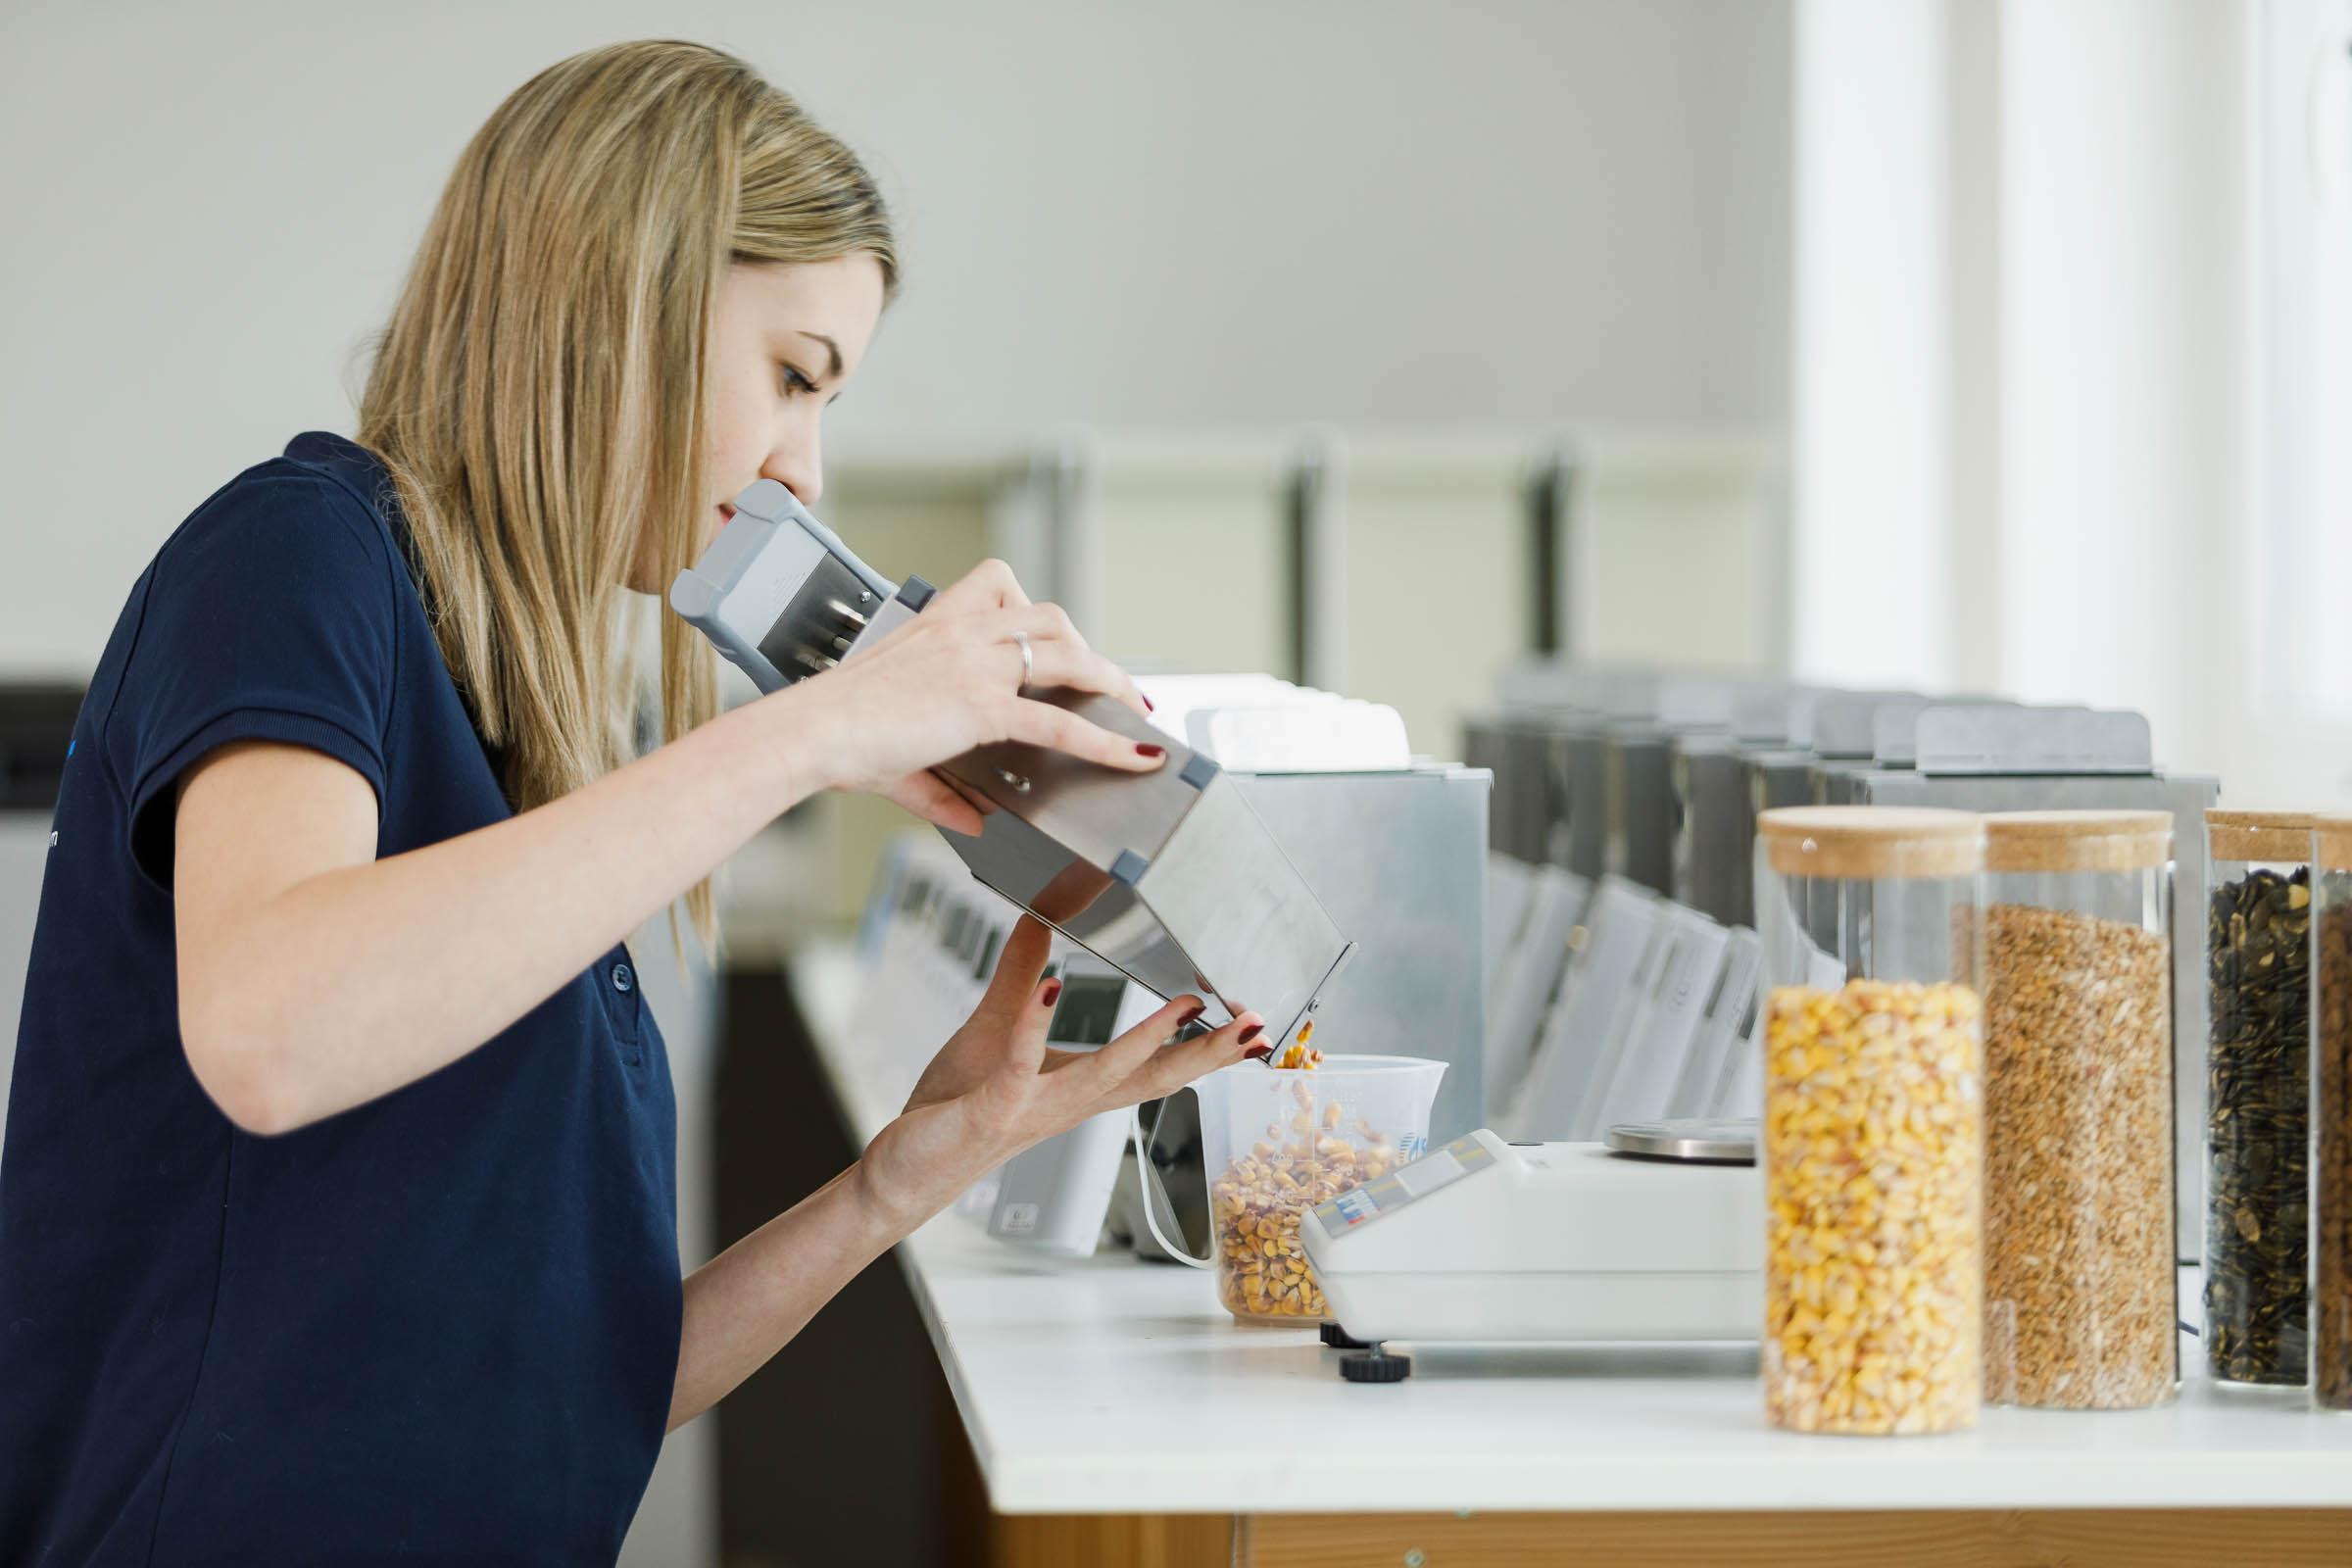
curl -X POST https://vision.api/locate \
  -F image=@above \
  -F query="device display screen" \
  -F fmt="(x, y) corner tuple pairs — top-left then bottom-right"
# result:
(1048, 975), (1129, 1047)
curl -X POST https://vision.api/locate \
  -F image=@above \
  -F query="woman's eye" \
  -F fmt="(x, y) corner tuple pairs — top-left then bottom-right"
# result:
(777, 363), (819, 398)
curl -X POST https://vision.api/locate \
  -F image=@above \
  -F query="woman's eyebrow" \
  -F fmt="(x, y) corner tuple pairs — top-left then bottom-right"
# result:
(794, 330), (843, 380)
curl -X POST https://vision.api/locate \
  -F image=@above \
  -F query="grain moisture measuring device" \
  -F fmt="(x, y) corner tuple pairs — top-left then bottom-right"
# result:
(671, 478), (1357, 1054)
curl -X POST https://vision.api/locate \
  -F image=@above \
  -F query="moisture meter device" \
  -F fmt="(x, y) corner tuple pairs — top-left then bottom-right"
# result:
(668, 478), (1360, 1063)
(667, 477), (931, 691)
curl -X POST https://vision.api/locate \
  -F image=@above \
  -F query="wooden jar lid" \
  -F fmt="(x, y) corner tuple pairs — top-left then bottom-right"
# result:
(1984, 809), (2173, 873)
(2314, 812), (2352, 870)
(1756, 807), (1983, 879)
(2207, 808), (2316, 863)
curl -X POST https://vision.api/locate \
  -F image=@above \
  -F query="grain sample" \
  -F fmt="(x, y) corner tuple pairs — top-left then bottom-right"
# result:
(1982, 903), (2175, 1408)
(2205, 865), (2311, 1385)
(1210, 1082), (1397, 1321)
(1763, 979), (1984, 1435)
(2315, 882), (2352, 1407)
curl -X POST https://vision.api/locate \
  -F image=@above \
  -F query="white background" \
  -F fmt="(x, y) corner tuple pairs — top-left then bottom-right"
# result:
(0, 0), (1791, 678)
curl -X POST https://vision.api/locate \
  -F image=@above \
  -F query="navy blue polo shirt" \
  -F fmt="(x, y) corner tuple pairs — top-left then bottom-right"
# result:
(0, 433), (680, 1564)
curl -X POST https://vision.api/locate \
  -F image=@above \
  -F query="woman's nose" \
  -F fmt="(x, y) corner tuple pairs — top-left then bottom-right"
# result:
(764, 440), (823, 510)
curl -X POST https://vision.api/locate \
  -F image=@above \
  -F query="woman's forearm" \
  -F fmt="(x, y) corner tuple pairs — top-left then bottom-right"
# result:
(663, 977), (1257, 1430)
(667, 1160), (908, 1431)
(177, 689), (840, 1134)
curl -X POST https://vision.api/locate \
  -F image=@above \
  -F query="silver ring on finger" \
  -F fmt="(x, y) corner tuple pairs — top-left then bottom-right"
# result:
(1011, 630), (1033, 689)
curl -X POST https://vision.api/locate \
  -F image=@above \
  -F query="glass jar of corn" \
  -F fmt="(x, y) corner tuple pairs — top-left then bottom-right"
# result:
(1753, 807), (1986, 1435)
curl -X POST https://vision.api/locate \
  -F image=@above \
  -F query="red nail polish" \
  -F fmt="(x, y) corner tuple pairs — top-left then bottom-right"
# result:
(1237, 1022), (1262, 1046)
(1137, 743), (1165, 759)
(1177, 1002), (1205, 1024)
(1144, 695), (1155, 711)
(1244, 1044), (1273, 1061)
(1041, 980), (1062, 1007)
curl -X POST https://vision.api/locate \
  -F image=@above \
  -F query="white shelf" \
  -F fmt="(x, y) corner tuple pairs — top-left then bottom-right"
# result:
(789, 940), (2352, 1517)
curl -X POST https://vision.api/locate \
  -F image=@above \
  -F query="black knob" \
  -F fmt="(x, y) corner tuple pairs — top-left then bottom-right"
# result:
(1339, 1350), (1411, 1384)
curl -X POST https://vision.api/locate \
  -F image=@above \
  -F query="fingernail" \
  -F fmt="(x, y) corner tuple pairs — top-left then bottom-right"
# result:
(1040, 980), (1062, 1007)
(1244, 1043), (1273, 1061)
(1137, 743), (1165, 759)
(1237, 1022), (1262, 1046)
(1143, 695), (1155, 711)
(1177, 1001), (1205, 1024)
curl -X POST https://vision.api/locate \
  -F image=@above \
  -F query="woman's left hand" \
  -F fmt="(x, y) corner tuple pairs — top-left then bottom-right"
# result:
(860, 915), (1260, 1229)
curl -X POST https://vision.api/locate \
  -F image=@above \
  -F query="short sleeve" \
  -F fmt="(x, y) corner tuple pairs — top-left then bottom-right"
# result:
(109, 472), (397, 890)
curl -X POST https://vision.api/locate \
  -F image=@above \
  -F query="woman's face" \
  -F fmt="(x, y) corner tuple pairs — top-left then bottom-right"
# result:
(645, 253), (886, 590)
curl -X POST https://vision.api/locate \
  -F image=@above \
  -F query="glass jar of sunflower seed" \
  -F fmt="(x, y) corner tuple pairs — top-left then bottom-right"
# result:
(1979, 811), (2176, 1409)
(2204, 808), (2316, 1388)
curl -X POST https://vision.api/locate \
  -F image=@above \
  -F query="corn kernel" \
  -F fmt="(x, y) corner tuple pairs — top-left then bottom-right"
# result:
(1763, 979), (1984, 1436)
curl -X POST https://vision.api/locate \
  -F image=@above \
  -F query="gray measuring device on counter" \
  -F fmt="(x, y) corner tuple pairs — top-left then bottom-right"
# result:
(669, 478), (1358, 1058)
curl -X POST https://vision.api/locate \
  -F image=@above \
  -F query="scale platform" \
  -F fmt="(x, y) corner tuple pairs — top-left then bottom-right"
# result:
(1298, 1123), (1761, 1380)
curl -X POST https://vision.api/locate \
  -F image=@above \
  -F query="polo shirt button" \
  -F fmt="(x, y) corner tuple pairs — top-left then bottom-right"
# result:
(610, 961), (634, 994)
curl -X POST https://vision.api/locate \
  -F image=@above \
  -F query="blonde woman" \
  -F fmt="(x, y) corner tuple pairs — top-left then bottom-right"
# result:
(0, 40), (1261, 1563)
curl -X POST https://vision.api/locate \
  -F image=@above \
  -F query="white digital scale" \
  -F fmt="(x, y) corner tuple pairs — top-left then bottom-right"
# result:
(1298, 1121), (1761, 1381)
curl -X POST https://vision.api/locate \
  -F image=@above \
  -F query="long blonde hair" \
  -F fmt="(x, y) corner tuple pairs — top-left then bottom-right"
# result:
(357, 40), (897, 944)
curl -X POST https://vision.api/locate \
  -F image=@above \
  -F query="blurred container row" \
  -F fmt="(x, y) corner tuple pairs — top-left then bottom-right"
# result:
(1464, 670), (2218, 1259)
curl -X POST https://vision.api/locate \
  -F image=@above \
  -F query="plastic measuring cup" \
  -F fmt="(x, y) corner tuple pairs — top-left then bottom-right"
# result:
(1194, 1055), (1446, 1322)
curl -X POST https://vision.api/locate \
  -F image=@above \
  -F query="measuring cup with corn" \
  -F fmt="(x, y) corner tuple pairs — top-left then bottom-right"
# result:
(1136, 1054), (1446, 1321)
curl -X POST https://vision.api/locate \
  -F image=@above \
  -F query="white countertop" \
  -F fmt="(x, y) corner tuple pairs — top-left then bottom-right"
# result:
(788, 941), (2352, 1517)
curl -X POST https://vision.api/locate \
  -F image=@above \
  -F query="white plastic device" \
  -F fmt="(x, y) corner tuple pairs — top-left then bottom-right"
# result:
(987, 956), (1164, 1257)
(1504, 876), (1663, 1140)
(1299, 1128), (1760, 1344)
(1579, 905), (1731, 1139)
(1482, 864), (1592, 1119)
(1132, 673), (1412, 770)
(1667, 927), (1763, 1119)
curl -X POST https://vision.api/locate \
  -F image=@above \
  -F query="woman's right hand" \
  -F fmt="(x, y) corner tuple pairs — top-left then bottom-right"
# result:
(858, 914), (1260, 1231)
(782, 559), (1163, 833)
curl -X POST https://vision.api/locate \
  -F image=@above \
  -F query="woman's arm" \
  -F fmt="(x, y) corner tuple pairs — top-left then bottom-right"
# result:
(173, 692), (813, 1134)
(173, 563), (1157, 1135)
(665, 918), (1257, 1430)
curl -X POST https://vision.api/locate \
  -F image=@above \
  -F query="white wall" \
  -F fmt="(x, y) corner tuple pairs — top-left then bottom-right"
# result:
(0, 0), (1789, 677)
(1791, 0), (1953, 691)
(1790, 0), (2314, 799)
(1991, 0), (2245, 786)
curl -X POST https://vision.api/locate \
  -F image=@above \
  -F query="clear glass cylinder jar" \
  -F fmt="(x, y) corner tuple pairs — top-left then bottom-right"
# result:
(1754, 807), (1985, 1435)
(1980, 811), (2177, 1409)
(2204, 808), (2315, 1388)
(2312, 816), (2352, 1408)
